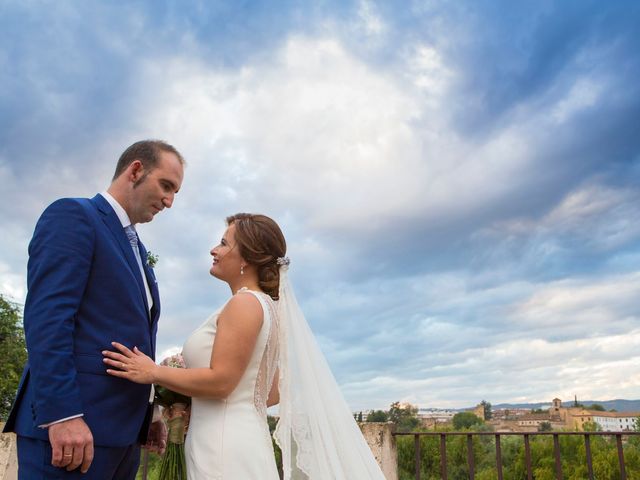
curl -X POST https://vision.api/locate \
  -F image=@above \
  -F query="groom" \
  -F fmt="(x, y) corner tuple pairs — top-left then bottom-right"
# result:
(3, 140), (185, 478)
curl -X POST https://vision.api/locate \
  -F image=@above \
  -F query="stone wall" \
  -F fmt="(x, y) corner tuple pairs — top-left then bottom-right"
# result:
(0, 424), (17, 480)
(359, 422), (398, 480)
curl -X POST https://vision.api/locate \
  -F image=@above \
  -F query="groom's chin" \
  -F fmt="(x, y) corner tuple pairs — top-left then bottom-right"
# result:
(137, 214), (154, 224)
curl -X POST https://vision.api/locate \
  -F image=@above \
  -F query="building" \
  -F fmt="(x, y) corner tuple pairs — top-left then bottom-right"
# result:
(417, 408), (456, 427)
(590, 412), (638, 432)
(488, 398), (639, 432)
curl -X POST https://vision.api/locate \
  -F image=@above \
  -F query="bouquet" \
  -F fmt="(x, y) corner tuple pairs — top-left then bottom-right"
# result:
(155, 353), (191, 480)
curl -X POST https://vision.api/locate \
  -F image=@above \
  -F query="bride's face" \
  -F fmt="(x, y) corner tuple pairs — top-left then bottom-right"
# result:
(210, 223), (244, 280)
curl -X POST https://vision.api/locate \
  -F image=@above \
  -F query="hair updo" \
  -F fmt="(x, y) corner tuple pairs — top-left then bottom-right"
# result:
(226, 213), (287, 300)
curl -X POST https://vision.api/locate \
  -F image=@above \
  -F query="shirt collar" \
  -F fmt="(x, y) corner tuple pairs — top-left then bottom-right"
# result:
(100, 191), (134, 229)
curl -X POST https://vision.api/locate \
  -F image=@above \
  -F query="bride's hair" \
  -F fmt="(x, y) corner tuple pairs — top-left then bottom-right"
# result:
(226, 213), (287, 300)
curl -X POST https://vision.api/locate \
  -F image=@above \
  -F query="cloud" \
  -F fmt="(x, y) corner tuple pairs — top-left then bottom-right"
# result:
(355, 0), (387, 37)
(314, 267), (640, 408)
(1, 0), (639, 411)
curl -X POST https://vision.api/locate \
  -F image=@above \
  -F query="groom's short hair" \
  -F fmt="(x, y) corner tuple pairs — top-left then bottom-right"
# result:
(112, 140), (184, 181)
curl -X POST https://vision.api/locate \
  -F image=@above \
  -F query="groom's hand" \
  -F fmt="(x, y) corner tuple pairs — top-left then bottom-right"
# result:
(48, 417), (94, 473)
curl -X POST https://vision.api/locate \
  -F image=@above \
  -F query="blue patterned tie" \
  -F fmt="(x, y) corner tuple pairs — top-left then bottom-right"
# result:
(125, 225), (138, 249)
(124, 225), (153, 316)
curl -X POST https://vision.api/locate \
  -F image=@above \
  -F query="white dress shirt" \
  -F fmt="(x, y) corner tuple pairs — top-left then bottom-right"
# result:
(101, 191), (153, 310)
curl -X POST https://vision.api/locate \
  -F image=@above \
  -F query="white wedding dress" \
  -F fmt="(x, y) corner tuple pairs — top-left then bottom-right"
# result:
(182, 288), (280, 480)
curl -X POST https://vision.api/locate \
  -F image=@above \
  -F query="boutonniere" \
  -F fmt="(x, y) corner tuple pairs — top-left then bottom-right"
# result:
(146, 251), (159, 268)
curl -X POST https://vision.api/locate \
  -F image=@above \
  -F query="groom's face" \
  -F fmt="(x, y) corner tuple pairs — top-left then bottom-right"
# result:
(130, 151), (184, 224)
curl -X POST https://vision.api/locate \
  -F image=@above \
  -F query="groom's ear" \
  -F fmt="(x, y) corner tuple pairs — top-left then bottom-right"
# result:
(128, 160), (144, 181)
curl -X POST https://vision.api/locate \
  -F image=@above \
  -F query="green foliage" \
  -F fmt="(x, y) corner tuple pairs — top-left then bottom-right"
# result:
(480, 400), (492, 420)
(589, 403), (606, 411)
(366, 409), (389, 422)
(538, 421), (553, 432)
(582, 421), (601, 432)
(136, 451), (162, 479)
(388, 402), (420, 432)
(267, 415), (283, 474)
(0, 294), (27, 421)
(397, 432), (640, 479)
(452, 411), (482, 430)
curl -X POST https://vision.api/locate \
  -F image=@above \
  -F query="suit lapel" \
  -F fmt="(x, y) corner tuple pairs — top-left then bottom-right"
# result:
(138, 241), (160, 355)
(139, 241), (160, 322)
(92, 194), (150, 315)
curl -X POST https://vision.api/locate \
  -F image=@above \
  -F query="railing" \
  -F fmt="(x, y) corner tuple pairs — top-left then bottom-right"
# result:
(393, 431), (640, 480)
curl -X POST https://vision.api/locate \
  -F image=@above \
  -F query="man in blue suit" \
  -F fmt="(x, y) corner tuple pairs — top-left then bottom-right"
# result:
(3, 140), (185, 478)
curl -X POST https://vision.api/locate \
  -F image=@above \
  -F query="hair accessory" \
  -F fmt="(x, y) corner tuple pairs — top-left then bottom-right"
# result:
(277, 256), (290, 266)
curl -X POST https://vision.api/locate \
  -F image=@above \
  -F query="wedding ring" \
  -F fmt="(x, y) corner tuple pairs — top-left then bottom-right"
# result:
(63, 453), (73, 457)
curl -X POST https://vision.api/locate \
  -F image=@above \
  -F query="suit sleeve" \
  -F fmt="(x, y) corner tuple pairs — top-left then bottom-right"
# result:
(24, 198), (95, 426)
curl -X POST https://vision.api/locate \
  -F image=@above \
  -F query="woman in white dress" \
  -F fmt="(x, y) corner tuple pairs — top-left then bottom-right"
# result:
(103, 213), (386, 480)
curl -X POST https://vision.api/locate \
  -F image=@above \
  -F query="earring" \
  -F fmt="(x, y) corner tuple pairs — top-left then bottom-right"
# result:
(240, 265), (245, 275)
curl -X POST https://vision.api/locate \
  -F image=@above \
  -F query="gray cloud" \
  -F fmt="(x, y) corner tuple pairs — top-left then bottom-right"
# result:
(1, 0), (639, 409)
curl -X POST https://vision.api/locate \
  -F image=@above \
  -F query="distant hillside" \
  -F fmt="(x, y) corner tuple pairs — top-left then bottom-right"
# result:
(491, 399), (640, 413)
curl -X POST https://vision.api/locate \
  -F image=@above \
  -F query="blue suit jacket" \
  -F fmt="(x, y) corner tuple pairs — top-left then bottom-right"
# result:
(4, 194), (160, 447)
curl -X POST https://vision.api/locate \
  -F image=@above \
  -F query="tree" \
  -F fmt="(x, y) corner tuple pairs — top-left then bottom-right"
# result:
(452, 411), (483, 430)
(0, 294), (27, 420)
(480, 400), (492, 420)
(538, 421), (553, 432)
(366, 410), (389, 422)
(357, 411), (363, 422)
(582, 421), (601, 432)
(388, 402), (420, 432)
(588, 403), (605, 411)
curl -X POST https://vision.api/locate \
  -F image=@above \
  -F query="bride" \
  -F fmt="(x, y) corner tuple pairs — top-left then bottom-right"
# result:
(103, 213), (386, 479)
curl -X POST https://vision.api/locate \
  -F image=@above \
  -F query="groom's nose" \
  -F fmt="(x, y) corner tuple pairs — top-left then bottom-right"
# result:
(162, 194), (175, 208)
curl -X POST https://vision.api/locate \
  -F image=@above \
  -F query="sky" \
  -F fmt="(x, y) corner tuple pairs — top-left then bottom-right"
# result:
(1, 0), (639, 411)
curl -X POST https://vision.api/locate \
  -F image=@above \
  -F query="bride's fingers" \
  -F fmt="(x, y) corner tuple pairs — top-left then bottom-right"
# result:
(105, 367), (128, 378)
(132, 346), (146, 357)
(103, 357), (126, 368)
(111, 341), (134, 357)
(102, 350), (128, 362)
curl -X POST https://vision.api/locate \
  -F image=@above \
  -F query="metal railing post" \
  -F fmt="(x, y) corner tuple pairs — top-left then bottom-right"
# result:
(466, 434), (475, 479)
(584, 434), (594, 480)
(141, 449), (149, 480)
(440, 433), (447, 480)
(524, 434), (533, 480)
(414, 434), (421, 480)
(553, 434), (563, 480)
(495, 434), (503, 480)
(616, 434), (627, 480)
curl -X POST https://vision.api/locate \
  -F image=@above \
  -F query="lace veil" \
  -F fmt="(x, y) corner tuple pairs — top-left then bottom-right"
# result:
(273, 262), (386, 480)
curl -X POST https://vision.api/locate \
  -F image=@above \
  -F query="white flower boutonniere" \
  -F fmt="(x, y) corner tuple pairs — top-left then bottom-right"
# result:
(146, 251), (159, 268)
